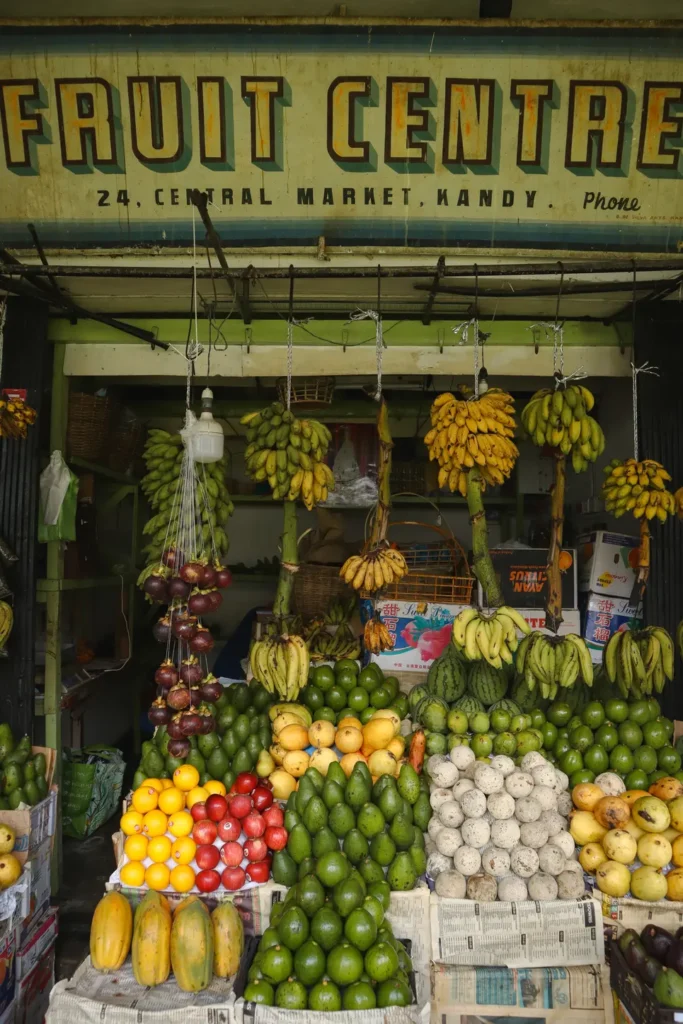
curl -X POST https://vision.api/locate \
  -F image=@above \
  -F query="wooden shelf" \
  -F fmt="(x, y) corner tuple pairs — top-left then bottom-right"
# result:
(36, 573), (135, 595)
(230, 494), (518, 508)
(69, 456), (140, 485)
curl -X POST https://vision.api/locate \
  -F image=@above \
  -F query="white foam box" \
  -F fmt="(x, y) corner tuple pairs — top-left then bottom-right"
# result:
(14, 938), (55, 1024)
(581, 594), (643, 664)
(17, 842), (51, 945)
(515, 608), (581, 637)
(362, 599), (470, 672)
(578, 531), (640, 599)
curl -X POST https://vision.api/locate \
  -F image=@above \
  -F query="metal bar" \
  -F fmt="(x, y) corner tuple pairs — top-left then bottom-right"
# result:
(421, 255), (446, 326)
(189, 190), (249, 321)
(241, 273), (253, 325)
(0, 272), (169, 348)
(605, 271), (683, 324)
(26, 225), (64, 304)
(412, 279), (675, 298)
(4, 258), (683, 281)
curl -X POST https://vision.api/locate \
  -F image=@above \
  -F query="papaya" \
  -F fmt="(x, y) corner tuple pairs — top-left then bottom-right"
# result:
(171, 896), (214, 992)
(90, 891), (133, 972)
(212, 901), (244, 978)
(132, 891), (171, 987)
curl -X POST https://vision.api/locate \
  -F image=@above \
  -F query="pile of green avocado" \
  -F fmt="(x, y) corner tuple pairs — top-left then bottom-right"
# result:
(0, 728), (49, 808)
(244, 863), (415, 1009)
(272, 759), (430, 894)
(133, 680), (274, 790)
(619, 925), (683, 1008)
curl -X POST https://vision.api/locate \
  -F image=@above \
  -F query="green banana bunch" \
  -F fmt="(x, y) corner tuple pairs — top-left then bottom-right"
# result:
(0, 601), (13, 654)
(515, 631), (594, 700)
(249, 633), (310, 700)
(451, 606), (529, 668)
(241, 402), (335, 510)
(603, 625), (674, 697)
(521, 383), (605, 473)
(309, 623), (361, 662)
(323, 597), (356, 625)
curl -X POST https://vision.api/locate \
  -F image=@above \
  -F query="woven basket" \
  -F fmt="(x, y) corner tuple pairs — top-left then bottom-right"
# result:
(67, 393), (116, 463)
(293, 563), (351, 620)
(382, 520), (474, 605)
(108, 417), (145, 475)
(276, 377), (335, 407)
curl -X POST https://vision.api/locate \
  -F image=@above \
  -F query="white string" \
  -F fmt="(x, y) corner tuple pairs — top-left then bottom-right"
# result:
(451, 318), (480, 397)
(284, 316), (312, 410)
(186, 207), (202, 410)
(631, 360), (659, 462)
(349, 309), (384, 400)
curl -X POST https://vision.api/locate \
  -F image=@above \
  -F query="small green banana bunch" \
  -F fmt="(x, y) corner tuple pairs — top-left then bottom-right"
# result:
(249, 633), (310, 700)
(140, 429), (233, 566)
(516, 632), (594, 699)
(241, 401), (335, 510)
(603, 626), (674, 697)
(309, 623), (361, 662)
(451, 606), (530, 668)
(521, 383), (605, 473)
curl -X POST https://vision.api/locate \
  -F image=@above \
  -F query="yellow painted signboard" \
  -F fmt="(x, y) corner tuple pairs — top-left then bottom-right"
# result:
(0, 23), (681, 252)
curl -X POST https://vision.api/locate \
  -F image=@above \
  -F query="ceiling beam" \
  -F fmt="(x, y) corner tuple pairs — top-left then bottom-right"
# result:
(479, 0), (512, 17)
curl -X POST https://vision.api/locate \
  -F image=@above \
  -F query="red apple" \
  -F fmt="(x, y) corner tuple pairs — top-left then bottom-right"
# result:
(192, 819), (218, 846)
(259, 778), (273, 791)
(190, 801), (208, 822)
(262, 805), (284, 829)
(221, 865), (246, 891)
(196, 868), (221, 893)
(264, 825), (288, 851)
(195, 844), (220, 871)
(229, 794), (252, 819)
(244, 837), (268, 862)
(205, 794), (229, 823)
(217, 815), (241, 842)
(246, 861), (270, 884)
(234, 772), (258, 794)
(220, 841), (244, 867)
(252, 786), (274, 812)
(243, 810), (266, 838)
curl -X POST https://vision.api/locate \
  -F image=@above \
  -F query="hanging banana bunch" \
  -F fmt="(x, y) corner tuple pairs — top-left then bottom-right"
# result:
(340, 546), (408, 594)
(602, 458), (676, 522)
(603, 626), (674, 697)
(249, 633), (310, 700)
(0, 397), (37, 439)
(363, 614), (396, 655)
(423, 387), (518, 497)
(521, 382), (605, 471)
(241, 401), (334, 510)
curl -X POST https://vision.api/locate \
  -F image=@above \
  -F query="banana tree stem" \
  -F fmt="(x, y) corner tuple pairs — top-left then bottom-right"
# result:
(466, 469), (503, 608)
(273, 499), (298, 620)
(369, 397), (393, 549)
(545, 452), (566, 634)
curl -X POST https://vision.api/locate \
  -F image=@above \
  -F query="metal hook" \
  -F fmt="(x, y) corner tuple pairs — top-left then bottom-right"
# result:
(531, 324), (541, 355)
(244, 326), (252, 354)
(341, 327), (349, 354)
(437, 327), (445, 354)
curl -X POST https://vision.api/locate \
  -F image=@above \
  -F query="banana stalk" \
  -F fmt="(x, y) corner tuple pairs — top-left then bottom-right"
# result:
(273, 499), (298, 621)
(546, 451), (566, 634)
(369, 397), (393, 548)
(466, 468), (503, 608)
(632, 518), (651, 603)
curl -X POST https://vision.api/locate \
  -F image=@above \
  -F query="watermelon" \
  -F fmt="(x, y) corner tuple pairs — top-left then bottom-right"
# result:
(488, 698), (521, 717)
(509, 677), (536, 713)
(408, 684), (429, 714)
(418, 697), (449, 734)
(468, 663), (508, 706)
(453, 694), (485, 717)
(427, 649), (467, 703)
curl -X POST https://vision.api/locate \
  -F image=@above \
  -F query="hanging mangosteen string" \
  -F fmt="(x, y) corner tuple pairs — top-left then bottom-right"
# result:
(348, 309), (384, 400)
(631, 360), (659, 462)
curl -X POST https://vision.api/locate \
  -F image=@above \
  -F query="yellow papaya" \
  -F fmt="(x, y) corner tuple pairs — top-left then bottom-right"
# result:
(212, 901), (244, 979)
(90, 891), (132, 972)
(132, 891), (171, 987)
(170, 897), (214, 992)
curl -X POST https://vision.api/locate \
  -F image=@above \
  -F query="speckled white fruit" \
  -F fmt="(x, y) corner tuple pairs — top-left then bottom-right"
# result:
(428, 816), (446, 841)
(439, 801), (465, 829)
(461, 817), (491, 849)
(487, 791), (516, 820)
(474, 765), (505, 795)
(540, 810), (566, 837)
(450, 746), (476, 771)
(548, 830), (575, 859)
(498, 875), (529, 902)
(505, 771), (534, 799)
(531, 764), (557, 789)
(453, 845), (482, 876)
(466, 872), (498, 901)
(520, 751), (548, 772)
(556, 792), (573, 816)
(515, 797), (542, 823)
(520, 821), (550, 849)
(538, 844), (566, 876)
(452, 779), (475, 801)
(491, 818), (521, 850)
(430, 787), (455, 811)
(490, 755), (516, 777)
(481, 846), (511, 877)
(436, 828), (464, 858)
(557, 869), (586, 899)
(527, 872), (559, 901)
(531, 785), (558, 812)
(435, 869), (467, 898)
(426, 851), (452, 879)
(510, 844), (540, 878)
(431, 760), (459, 789)
(460, 788), (487, 819)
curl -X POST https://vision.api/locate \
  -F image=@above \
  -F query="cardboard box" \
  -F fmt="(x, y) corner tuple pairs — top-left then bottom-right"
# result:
(0, 928), (15, 1023)
(477, 548), (578, 610)
(18, 842), (51, 944)
(360, 599), (470, 672)
(516, 608), (581, 637)
(578, 531), (640, 599)
(14, 939), (54, 1024)
(581, 594), (643, 664)
(0, 786), (57, 864)
(15, 908), (57, 981)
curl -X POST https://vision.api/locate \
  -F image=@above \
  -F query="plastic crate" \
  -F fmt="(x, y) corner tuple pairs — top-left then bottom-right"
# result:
(610, 939), (677, 1024)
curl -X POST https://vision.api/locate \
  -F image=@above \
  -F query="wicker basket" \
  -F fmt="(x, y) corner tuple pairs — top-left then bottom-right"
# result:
(293, 563), (351, 620)
(67, 393), (117, 462)
(276, 377), (335, 407)
(108, 416), (145, 475)
(382, 520), (474, 605)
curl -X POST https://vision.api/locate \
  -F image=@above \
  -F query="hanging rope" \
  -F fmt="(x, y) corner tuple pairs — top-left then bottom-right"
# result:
(349, 309), (384, 400)
(451, 318), (481, 397)
(631, 360), (659, 462)
(184, 206), (203, 410)
(0, 296), (7, 387)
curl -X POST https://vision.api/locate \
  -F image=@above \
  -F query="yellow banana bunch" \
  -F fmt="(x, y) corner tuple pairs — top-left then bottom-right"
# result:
(603, 625), (674, 697)
(249, 633), (310, 700)
(515, 631), (594, 699)
(241, 402), (335, 510)
(0, 398), (37, 439)
(521, 383), (605, 472)
(602, 458), (676, 523)
(451, 606), (529, 668)
(309, 624), (361, 662)
(340, 546), (408, 593)
(0, 601), (13, 652)
(364, 616), (395, 655)
(424, 388), (518, 496)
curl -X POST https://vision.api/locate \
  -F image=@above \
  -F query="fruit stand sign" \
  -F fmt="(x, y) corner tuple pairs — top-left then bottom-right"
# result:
(0, 22), (682, 252)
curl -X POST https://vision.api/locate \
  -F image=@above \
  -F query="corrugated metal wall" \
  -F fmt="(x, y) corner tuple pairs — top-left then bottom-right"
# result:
(0, 299), (48, 738)
(636, 304), (683, 721)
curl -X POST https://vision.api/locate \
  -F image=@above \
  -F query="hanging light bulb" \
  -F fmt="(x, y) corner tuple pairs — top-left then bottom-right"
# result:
(192, 388), (224, 463)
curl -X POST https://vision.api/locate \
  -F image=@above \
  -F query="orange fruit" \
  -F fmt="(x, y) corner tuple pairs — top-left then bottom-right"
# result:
(171, 836), (197, 865)
(132, 786), (159, 814)
(336, 726), (363, 754)
(120, 810), (144, 836)
(147, 835), (172, 863)
(141, 778), (164, 793)
(173, 765), (200, 792)
(123, 834), (149, 861)
(186, 786), (209, 808)
(145, 863), (170, 891)
(203, 780), (226, 797)
(160, 779), (174, 790)
(167, 811), (193, 838)
(158, 788), (185, 815)
(170, 864), (195, 893)
(142, 809), (168, 838)
(120, 861), (145, 886)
